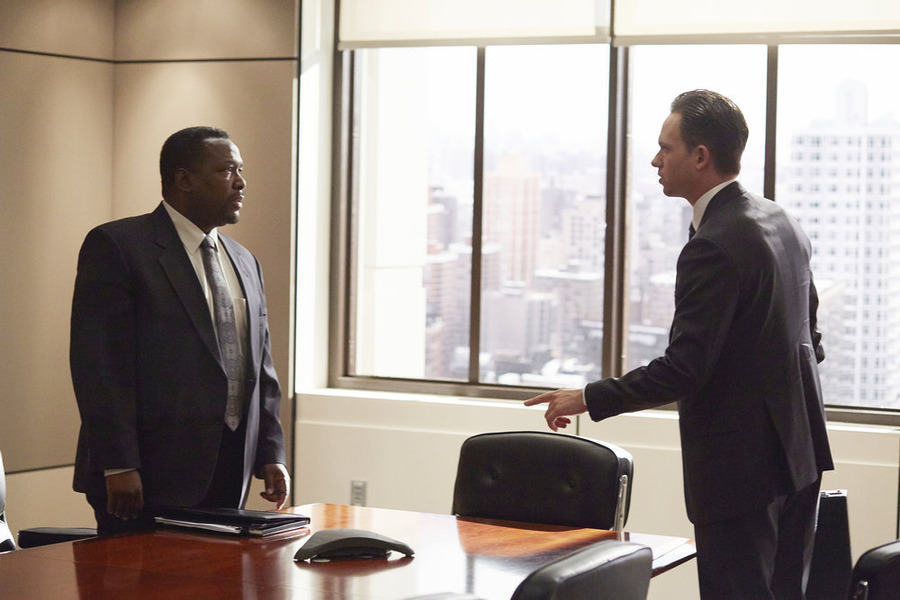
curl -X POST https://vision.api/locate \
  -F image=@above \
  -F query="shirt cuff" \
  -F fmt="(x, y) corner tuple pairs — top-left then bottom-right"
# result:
(104, 468), (136, 477)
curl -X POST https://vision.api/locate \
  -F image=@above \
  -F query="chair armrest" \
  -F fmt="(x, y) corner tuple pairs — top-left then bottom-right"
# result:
(17, 527), (97, 548)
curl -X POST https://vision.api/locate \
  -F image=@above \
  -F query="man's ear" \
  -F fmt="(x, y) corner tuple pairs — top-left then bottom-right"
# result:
(173, 167), (192, 193)
(694, 145), (712, 170)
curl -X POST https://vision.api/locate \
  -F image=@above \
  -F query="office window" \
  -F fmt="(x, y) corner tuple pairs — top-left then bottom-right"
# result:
(481, 44), (608, 387)
(328, 2), (900, 422)
(352, 46), (476, 381)
(625, 45), (766, 370)
(349, 44), (609, 387)
(777, 45), (900, 410)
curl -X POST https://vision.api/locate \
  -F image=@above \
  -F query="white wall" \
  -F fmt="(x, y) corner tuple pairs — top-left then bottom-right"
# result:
(294, 390), (900, 600)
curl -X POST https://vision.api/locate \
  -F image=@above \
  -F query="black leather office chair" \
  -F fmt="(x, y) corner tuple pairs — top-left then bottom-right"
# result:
(847, 539), (900, 600)
(808, 489), (853, 600)
(511, 540), (652, 600)
(0, 449), (97, 550)
(452, 431), (633, 531)
(0, 450), (15, 552)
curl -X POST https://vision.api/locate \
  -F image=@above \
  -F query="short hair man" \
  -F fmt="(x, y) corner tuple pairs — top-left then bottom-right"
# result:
(526, 91), (833, 599)
(72, 126), (289, 535)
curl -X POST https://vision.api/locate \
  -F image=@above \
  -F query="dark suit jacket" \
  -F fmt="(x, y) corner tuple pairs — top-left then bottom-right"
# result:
(71, 203), (286, 509)
(585, 182), (833, 524)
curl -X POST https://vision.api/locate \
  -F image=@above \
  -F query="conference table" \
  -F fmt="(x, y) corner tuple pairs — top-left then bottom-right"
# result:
(0, 503), (695, 599)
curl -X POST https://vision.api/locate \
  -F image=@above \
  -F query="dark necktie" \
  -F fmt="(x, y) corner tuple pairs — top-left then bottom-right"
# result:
(200, 235), (242, 431)
(688, 224), (696, 240)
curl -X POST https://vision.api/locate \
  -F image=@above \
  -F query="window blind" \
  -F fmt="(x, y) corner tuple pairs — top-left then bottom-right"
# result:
(338, 0), (611, 49)
(338, 0), (899, 49)
(613, 0), (900, 45)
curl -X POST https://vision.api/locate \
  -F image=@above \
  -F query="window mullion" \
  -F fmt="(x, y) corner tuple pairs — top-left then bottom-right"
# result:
(602, 45), (630, 378)
(764, 44), (778, 201)
(468, 47), (486, 384)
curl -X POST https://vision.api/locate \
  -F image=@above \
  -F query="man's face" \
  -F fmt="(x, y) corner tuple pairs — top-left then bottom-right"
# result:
(186, 138), (245, 232)
(651, 112), (698, 201)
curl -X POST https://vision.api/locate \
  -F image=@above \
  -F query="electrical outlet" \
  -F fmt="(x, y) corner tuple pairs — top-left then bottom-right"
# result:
(350, 480), (367, 506)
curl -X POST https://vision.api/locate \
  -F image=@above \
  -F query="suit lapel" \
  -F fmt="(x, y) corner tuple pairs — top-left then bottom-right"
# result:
(150, 205), (221, 364)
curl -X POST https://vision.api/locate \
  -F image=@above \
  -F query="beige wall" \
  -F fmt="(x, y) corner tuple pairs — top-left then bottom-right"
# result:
(0, 0), (298, 502)
(0, 0), (116, 472)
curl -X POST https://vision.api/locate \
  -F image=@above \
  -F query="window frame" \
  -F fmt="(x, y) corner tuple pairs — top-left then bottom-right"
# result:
(326, 34), (900, 427)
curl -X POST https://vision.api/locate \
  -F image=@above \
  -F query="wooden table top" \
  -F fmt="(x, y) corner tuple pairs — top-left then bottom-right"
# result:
(0, 503), (695, 599)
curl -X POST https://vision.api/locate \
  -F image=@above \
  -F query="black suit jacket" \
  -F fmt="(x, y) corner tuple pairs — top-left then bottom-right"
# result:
(586, 182), (833, 524)
(71, 203), (286, 509)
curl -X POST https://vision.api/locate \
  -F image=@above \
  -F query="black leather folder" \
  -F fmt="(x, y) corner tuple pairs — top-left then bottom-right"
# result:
(153, 507), (310, 537)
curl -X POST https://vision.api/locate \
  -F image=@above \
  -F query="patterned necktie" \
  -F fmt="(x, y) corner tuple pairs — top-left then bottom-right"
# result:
(200, 235), (242, 431)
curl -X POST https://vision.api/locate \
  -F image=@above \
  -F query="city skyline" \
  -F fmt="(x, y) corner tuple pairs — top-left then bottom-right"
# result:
(355, 44), (900, 410)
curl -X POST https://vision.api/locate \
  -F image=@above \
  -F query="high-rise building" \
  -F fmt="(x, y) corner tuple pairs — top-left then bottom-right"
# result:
(561, 195), (605, 273)
(534, 264), (604, 360)
(483, 155), (541, 286)
(781, 81), (900, 408)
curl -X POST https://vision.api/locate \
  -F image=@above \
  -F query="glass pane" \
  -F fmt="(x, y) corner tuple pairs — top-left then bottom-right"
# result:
(626, 45), (767, 371)
(481, 44), (609, 387)
(777, 45), (900, 410)
(354, 47), (476, 380)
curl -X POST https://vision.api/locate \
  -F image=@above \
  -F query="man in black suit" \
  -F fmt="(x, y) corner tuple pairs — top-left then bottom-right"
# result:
(525, 90), (833, 599)
(71, 126), (289, 536)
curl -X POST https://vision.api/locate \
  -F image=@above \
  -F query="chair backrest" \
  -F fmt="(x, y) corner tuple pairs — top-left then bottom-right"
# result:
(451, 431), (633, 530)
(511, 540), (652, 600)
(848, 540), (900, 600)
(0, 449), (16, 552)
(808, 489), (853, 600)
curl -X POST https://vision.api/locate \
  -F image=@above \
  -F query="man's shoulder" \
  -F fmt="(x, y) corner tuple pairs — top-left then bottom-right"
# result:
(90, 204), (165, 237)
(93, 213), (152, 234)
(78, 206), (178, 261)
(708, 182), (789, 223)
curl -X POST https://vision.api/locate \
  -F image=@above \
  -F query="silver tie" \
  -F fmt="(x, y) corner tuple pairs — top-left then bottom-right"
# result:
(200, 235), (242, 431)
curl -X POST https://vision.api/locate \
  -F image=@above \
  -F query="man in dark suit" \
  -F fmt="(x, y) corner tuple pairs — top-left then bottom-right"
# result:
(525, 90), (833, 599)
(71, 126), (289, 536)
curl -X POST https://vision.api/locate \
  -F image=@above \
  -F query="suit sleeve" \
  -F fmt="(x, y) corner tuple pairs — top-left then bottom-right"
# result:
(70, 228), (142, 472)
(809, 275), (825, 364)
(250, 260), (287, 473)
(585, 237), (740, 420)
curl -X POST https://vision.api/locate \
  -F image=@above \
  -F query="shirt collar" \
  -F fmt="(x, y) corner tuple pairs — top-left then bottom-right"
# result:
(692, 178), (738, 231)
(162, 200), (219, 253)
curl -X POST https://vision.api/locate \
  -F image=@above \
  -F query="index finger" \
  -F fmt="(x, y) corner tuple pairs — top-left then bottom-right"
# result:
(523, 393), (550, 407)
